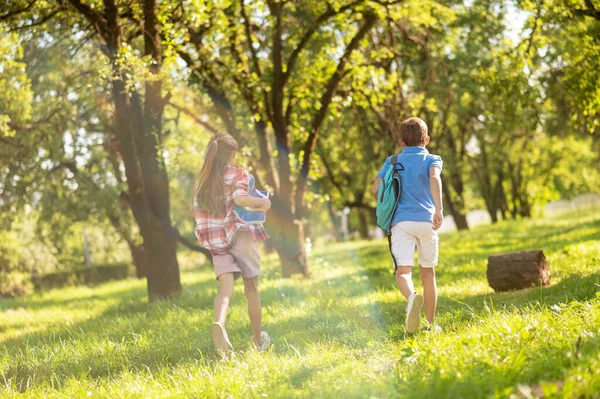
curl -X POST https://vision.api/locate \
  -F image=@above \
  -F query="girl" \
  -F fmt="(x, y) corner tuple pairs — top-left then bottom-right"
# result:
(193, 133), (271, 354)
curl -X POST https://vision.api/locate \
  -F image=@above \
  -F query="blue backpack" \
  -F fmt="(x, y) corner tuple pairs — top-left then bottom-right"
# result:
(376, 154), (403, 232)
(233, 174), (269, 224)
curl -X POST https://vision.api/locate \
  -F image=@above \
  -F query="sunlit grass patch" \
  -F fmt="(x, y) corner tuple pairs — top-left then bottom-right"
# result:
(1, 210), (599, 398)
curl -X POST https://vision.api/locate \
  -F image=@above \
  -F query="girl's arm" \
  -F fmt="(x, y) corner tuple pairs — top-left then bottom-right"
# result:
(234, 195), (271, 211)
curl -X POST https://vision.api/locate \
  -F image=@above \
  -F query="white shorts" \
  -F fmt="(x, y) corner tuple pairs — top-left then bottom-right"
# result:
(390, 221), (439, 268)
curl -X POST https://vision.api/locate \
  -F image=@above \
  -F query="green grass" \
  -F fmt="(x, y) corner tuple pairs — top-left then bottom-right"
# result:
(1, 211), (600, 398)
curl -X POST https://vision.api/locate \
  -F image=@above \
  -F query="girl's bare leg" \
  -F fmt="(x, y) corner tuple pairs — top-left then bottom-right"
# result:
(214, 273), (235, 325)
(243, 276), (262, 346)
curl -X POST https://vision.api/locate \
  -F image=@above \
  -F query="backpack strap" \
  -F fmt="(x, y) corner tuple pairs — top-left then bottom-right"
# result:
(387, 232), (399, 273)
(390, 154), (404, 170)
(387, 153), (403, 273)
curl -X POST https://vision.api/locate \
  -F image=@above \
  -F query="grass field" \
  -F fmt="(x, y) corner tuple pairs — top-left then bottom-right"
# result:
(1, 211), (600, 398)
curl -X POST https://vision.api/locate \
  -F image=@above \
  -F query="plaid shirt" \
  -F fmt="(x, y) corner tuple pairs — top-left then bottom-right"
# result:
(194, 166), (269, 256)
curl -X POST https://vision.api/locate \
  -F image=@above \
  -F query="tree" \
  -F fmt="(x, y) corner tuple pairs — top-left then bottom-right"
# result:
(176, 1), (384, 275)
(516, 0), (599, 138)
(1, 0), (192, 300)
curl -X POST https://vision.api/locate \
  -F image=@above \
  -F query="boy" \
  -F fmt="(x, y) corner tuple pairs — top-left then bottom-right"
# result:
(371, 117), (443, 333)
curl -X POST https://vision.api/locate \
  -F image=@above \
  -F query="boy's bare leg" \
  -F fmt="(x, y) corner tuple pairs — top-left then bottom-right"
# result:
(214, 273), (235, 325)
(420, 266), (437, 324)
(243, 276), (262, 346)
(395, 266), (416, 299)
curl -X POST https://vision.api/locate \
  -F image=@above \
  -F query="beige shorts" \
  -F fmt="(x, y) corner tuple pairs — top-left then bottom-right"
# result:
(213, 230), (260, 281)
(391, 221), (439, 268)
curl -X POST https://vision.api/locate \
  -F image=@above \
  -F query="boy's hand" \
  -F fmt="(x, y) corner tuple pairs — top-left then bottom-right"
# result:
(433, 210), (444, 230)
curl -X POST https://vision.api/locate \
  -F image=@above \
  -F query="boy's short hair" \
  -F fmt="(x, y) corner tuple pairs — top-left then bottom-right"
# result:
(400, 117), (428, 146)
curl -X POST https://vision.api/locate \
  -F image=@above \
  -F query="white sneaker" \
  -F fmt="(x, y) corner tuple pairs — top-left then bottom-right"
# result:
(251, 331), (270, 352)
(405, 293), (424, 333)
(424, 323), (442, 333)
(210, 322), (233, 354)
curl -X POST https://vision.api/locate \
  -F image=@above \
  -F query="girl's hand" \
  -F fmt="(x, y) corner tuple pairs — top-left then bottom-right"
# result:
(260, 198), (271, 211)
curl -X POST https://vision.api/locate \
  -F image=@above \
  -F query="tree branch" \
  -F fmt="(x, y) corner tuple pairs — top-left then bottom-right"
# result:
(167, 102), (219, 134)
(8, 6), (64, 31)
(283, 0), (365, 85)
(178, 50), (244, 142)
(65, 0), (108, 39)
(295, 13), (378, 212)
(316, 143), (344, 194)
(172, 227), (213, 260)
(0, 0), (37, 21)
(240, 0), (262, 78)
(574, 0), (600, 21)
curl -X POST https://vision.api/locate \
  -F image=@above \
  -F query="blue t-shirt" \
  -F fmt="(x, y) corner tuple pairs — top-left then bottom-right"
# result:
(376, 146), (443, 226)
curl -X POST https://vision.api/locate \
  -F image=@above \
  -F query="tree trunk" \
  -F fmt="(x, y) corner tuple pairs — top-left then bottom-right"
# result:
(487, 204), (499, 223)
(453, 212), (469, 230)
(487, 250), (550, 292)
(267, 195), (307, 277)
(358, 209), (369, 239)
(129, 242), (148, 279)
(327, 201), (342, 242)
(142, 224), (181, 299)
(498, 186), (509, 220)
(442, 183), (469, 230)
(519, 195), (532, 218)
(103, 0), (180, 301)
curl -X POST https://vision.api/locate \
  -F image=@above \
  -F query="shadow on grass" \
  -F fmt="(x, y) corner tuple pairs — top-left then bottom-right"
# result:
(453, 272), (600, 311)
(368, 272), (600, 341)
(0, 281), (150, 313)
(0, 274), (225, 392)
(2, 215), (598, 392)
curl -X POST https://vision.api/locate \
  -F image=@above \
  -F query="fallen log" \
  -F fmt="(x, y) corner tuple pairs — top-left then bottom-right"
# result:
(487, 250), (550, 292)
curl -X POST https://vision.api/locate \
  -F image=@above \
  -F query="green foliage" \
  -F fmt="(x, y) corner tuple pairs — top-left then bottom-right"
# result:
(0, 208), (129, 297)
(1, 211), (599, 397)
(0, 272), (33, 298)
(0, 210), (57, 275)
(519, 0), (600, 134)
(1, 0), (599, 281)
(0, 27), (32, 138)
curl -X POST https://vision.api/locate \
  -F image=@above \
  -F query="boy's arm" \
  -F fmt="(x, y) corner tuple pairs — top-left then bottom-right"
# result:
(371, 177), (382, 199)
(234, 195), (271, 211)
(372, 157), (390, 199)
(429, 166), (443, 230)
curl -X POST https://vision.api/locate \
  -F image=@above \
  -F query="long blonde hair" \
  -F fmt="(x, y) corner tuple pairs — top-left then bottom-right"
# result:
(193, 133), (239, 216)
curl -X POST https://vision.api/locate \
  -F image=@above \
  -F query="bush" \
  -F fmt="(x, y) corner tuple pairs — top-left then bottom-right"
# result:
(0, 272), (33, 298)
(31, 263), (132, 291)
(0, 210), (131, 278)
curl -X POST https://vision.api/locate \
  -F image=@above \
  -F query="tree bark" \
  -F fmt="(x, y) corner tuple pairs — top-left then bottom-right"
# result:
(327, 201), (342, 242)
(129, 243), (148, 279)
(357, 209), (370, 239)
(267, 196), (307, 277)
(453, 211), (469, 230)
(441, 182), (469, 230)
(139, 0), (181, 300)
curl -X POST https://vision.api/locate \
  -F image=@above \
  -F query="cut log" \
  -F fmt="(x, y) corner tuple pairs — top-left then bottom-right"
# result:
(487, 250), (550, 292)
